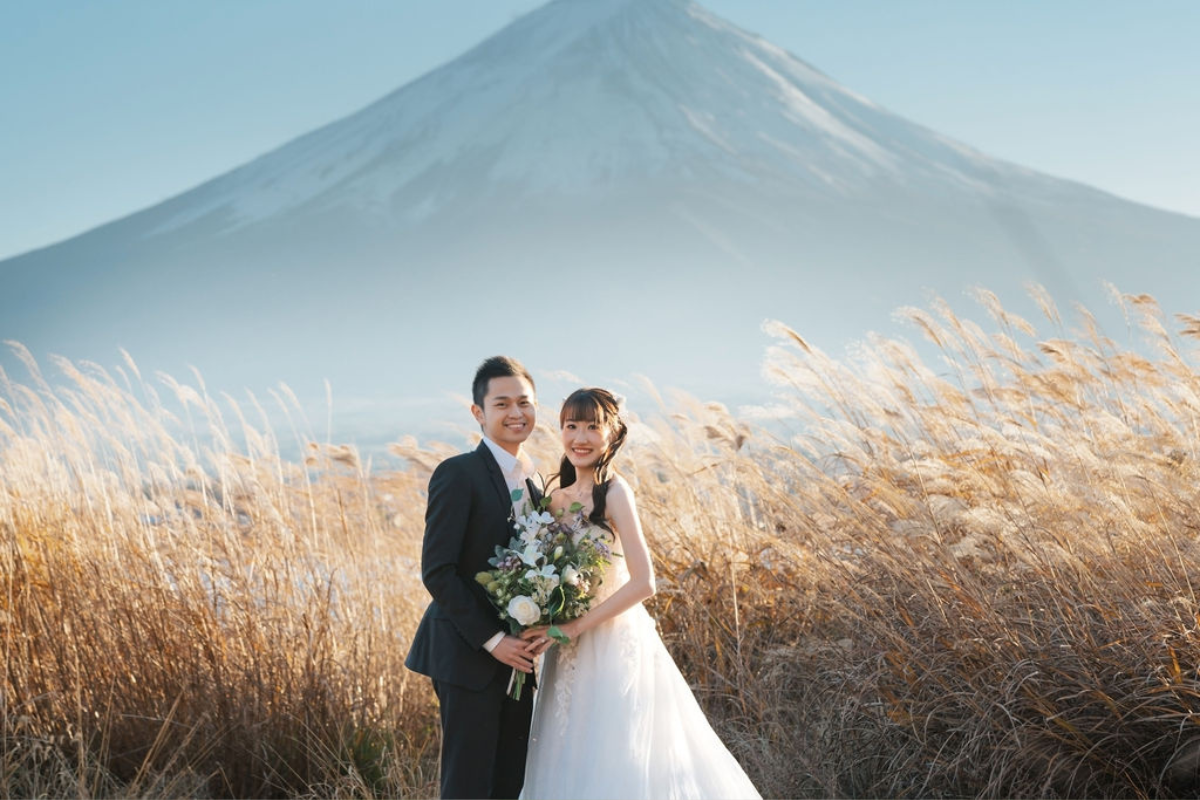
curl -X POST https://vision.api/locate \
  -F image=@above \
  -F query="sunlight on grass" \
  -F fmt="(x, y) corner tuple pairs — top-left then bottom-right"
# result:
(4, 286), (1200, 797)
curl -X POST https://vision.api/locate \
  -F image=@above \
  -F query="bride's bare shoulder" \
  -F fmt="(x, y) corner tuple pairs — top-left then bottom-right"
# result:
(605, 474), (636, 505)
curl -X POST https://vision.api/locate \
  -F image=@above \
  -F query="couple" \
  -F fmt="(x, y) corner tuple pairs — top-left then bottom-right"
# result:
(405, 356), (760, 799)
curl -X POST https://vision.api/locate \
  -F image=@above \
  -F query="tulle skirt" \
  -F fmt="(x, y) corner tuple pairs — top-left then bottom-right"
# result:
(521, 602), (761, 800)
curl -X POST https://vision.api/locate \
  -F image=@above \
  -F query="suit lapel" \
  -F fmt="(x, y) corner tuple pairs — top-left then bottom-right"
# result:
(476, 442), (514, 512)
(525, 476), (543, 509)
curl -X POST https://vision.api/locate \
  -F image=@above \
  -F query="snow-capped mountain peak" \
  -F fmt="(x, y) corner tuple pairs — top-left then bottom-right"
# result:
(150, 0), (1021, 237)
(5, 0), (1196, 432)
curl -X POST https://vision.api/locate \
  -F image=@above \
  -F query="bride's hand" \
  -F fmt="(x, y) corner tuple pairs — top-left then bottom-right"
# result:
(520, 626), (551, 655)
(521, 623), (576, 655)
(521, 625), (572, 655)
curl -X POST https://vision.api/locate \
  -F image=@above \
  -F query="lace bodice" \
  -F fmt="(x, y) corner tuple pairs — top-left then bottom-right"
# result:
(545, 523), (641, 732)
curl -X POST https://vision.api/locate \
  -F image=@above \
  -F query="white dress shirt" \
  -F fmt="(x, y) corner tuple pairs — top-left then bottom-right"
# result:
(480, 436), (537, 652)
(481, 435), (537, 515)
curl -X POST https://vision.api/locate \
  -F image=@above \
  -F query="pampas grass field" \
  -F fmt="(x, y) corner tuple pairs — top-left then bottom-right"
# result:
(4, 288), (1200, 798)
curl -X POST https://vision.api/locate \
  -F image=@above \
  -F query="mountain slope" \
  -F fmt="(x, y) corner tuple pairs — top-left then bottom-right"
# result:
(136, 0), (1116, 233)
(2, 0), (1197, 434)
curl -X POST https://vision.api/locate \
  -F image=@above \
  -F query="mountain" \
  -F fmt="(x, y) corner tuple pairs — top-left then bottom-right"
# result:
(3, 0), (1197, 440)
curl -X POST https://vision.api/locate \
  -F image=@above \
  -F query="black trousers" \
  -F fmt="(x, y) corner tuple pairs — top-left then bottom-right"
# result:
(433, 666), (535, 799)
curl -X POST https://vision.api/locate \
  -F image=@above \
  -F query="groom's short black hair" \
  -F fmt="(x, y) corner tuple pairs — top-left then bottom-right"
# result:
(472, 356), (535, 407)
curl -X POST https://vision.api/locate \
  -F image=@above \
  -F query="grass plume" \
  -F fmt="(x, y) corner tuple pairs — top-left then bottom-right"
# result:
(3, 287), (1200, 797)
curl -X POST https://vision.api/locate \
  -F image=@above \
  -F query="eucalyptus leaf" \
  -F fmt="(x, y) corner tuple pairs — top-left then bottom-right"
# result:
(569, 501), (584, 513)
(511, 488), (524, 502)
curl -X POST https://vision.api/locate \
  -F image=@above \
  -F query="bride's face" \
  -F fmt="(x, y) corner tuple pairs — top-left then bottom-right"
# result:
(561, 416), (612, 469)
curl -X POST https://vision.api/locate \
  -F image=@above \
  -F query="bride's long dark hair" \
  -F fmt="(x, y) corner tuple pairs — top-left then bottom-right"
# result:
(555, 388), (629, 527)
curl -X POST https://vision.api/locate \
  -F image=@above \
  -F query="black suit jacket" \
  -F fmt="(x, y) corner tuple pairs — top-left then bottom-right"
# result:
(405, 442), (540, 690)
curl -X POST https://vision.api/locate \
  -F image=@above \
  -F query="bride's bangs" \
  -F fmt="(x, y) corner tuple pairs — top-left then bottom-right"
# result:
(559, 392), (609, 427)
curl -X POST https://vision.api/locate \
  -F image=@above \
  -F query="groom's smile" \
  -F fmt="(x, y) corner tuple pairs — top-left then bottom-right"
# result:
(471, 374), (536, 455)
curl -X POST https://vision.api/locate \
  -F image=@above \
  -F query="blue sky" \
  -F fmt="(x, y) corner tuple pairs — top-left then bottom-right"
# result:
(2, 0), (1197, 262)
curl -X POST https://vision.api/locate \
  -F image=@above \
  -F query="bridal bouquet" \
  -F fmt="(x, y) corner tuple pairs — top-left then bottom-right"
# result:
(475, 493), (614, 699)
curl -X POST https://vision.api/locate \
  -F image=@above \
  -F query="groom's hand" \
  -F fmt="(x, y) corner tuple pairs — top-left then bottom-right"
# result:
(490, 635), (535, 673)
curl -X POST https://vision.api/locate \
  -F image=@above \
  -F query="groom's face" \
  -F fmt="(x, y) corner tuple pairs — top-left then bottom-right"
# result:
(472, 375), (536, 454)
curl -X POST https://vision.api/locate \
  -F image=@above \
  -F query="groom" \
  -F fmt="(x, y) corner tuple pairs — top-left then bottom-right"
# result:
(405, 356), (540, 799)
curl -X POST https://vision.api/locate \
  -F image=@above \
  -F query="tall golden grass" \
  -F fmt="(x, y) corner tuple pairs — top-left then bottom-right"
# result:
(1, 347), (437, 797)
(3, 287), (1200, 797)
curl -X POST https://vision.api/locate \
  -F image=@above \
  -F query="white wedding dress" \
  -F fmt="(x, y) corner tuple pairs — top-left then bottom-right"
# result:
(521, 526), (761, 800)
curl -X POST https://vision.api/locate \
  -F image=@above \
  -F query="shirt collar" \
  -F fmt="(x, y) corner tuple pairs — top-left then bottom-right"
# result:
(481, 436), (534, 480)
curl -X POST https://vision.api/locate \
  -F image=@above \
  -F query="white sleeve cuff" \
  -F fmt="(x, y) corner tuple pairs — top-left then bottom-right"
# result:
(482, 631), (505, 652)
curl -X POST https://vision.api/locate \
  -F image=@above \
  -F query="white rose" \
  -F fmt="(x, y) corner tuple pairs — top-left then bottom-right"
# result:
(563, 566), (580, 586)
(506, 595), (542, 627)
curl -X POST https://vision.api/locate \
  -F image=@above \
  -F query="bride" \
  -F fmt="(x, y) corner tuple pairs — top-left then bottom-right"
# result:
(519, 388), (761, 800)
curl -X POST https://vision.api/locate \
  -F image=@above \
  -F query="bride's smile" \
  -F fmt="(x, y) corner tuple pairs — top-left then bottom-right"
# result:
(562, 419), (609, 469)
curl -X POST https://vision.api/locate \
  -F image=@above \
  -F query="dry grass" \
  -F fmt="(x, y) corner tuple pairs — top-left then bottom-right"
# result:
(4, 287), (1200, 797)
(1, 346), (438, 797)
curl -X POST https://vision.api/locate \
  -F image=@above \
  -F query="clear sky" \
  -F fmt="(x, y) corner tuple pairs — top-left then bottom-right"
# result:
(2, 0), (1197, 262)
